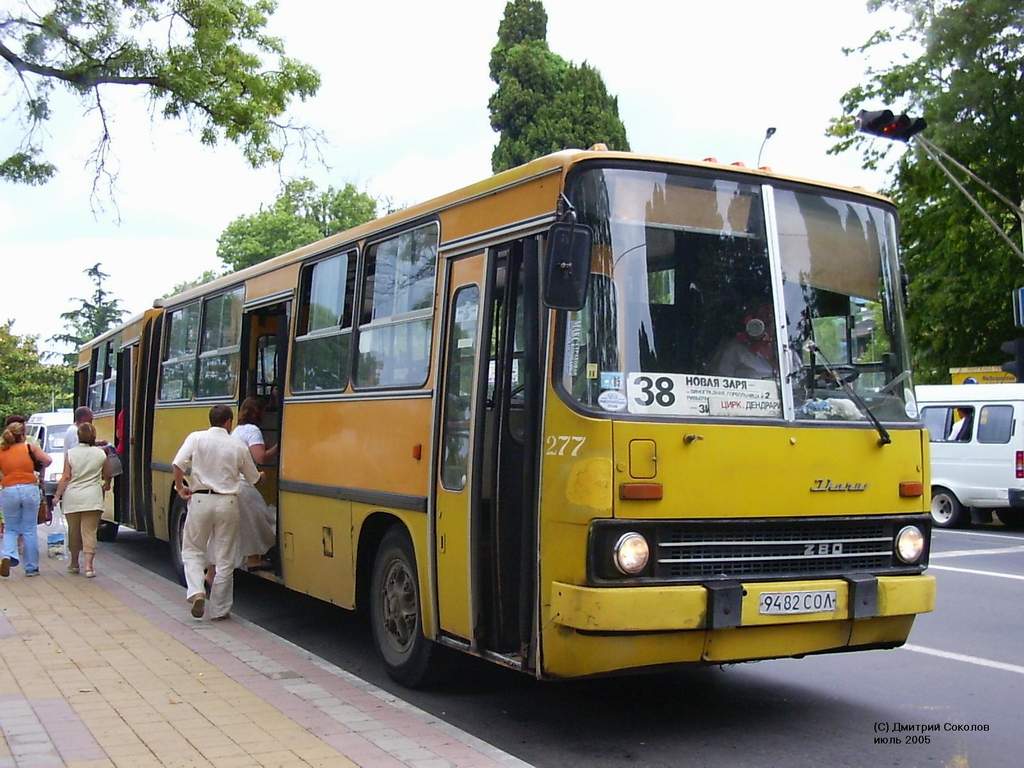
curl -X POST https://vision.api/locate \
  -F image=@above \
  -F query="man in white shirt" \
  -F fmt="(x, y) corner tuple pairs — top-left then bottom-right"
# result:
(64, 407), (94, 453)
(172, 405), (260, 620)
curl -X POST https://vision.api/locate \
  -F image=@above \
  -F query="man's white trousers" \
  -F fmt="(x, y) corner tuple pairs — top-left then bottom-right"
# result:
(181, 493), (239, 619)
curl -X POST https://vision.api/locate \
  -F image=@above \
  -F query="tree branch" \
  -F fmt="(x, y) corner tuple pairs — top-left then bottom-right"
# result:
(0, 39), (160, 88)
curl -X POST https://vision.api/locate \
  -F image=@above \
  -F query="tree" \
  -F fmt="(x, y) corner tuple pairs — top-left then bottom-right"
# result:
(163, 269), (222, 299)
(0, 321), (72, 417)
(828, 0), (1024, 382)
(217, 178), (377, 271)
(0, 1), (321, 193)
(52, 262), (127, 364)
(488, 0), (629, 173)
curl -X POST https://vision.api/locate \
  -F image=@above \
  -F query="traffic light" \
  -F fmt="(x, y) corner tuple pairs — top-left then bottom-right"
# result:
(855, 109), (927, 142)
(1000, 338), (1024, 381)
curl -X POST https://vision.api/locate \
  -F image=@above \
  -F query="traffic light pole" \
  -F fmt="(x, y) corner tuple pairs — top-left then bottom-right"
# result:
(915, 136), (1024, 263)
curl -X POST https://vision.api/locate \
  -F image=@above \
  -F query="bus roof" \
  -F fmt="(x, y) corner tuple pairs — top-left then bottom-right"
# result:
(155, 148), (894, 309)
(77, 148), (895, 352)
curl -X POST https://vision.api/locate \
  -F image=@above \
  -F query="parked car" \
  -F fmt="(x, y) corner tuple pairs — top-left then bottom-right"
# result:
(916, 384), (1024, 528)
(26, 410), (74, 501)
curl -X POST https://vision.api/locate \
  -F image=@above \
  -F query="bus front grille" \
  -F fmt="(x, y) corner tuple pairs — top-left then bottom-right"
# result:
(654, 519), (908, 580)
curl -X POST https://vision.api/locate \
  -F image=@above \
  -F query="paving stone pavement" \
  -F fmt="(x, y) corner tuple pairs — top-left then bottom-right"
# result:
(0, 530), (532, 768)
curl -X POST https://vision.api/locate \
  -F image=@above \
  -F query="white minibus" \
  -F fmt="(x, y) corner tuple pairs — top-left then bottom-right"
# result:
(26, 410), (75, 501)
(916, 384), (1024, 528)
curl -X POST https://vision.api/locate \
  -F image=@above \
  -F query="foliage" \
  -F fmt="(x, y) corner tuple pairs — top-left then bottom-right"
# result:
(0, 0), (321, 195)
(163, 269), (222, 298)
(488, 0), (629, 172)
(51, 262), (127, 365)
(217, 178), (377, 271)
(0, 321), (73, 418)
(828, 0), (1024, 383)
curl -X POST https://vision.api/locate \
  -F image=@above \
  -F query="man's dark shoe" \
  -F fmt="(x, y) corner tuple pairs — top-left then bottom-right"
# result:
(190, 595), (206, 618)
(0, 557), (9, 578)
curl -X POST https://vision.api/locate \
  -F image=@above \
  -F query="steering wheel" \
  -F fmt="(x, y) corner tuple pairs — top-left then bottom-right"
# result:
(813, 365), (860, 388)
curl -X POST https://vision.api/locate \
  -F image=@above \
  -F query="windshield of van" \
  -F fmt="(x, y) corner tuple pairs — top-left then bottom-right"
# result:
(559, 166), (915, 423)
(45, 425), (72, 452)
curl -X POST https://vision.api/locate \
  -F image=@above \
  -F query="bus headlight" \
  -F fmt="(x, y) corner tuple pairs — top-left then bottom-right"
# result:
(895, 525), (925, 564)
(613, 532), (650, 575)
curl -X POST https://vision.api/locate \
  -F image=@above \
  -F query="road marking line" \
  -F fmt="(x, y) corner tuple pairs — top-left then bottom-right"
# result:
(928, 564), (1024, 581)
(930, 545), (1024, 559)
(933, 529), (1024, 541)
(903, 644), (1024, 676)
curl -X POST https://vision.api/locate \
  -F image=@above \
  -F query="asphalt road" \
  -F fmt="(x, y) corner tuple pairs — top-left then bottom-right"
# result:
(106, 526), (1024, 768)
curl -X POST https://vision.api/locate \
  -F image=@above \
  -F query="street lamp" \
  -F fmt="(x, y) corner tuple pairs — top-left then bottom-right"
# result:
(756, 126), (776, 167)
(855, 107), (1024, 263)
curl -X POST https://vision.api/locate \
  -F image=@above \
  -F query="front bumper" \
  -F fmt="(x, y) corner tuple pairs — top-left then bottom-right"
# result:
(550, 574), (935, 632)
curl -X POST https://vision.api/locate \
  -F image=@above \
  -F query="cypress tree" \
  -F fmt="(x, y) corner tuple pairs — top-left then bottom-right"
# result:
(488, 0), (629, 172)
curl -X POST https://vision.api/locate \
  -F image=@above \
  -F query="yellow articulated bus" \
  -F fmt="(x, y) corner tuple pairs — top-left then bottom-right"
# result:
(77, 148), (935, 684)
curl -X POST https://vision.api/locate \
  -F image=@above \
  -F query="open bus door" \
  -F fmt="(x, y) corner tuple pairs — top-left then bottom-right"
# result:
(433, 237), (542, 665)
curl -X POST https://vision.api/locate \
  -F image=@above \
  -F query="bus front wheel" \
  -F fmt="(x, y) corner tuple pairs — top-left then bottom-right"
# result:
(370, 526), (435, 687)
(931, 486), (966, 528)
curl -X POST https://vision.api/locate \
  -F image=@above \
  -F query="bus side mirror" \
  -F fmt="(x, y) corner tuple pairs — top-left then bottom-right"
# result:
(543, 221), (593, 311)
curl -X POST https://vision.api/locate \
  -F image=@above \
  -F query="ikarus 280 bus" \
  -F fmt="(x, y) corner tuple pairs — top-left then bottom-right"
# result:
(76, 148), (934, 684)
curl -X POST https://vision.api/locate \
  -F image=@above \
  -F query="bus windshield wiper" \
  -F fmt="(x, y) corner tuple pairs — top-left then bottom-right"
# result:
(805, 342), (891, 446)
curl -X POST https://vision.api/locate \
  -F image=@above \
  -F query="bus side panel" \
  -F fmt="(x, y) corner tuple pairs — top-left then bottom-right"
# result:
(278, 491), (353, 606)
(440, 172), (560, 244)
(151, 405), (211, 540)
(536, 385), (614, 678)
(280, 399), (431, 496)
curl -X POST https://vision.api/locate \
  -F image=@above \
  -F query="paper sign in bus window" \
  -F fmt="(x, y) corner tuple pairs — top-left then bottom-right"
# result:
(626, 372), (781, 418)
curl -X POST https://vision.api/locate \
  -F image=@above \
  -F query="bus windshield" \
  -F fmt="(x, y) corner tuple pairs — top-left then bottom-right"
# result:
(561, 166), (915, 423)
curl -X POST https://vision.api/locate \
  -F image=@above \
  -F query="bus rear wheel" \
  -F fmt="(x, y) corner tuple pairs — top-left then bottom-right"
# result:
(168, 496), (188, 586)
(931, 486), (966, 528)
(370, 526), (435, 687)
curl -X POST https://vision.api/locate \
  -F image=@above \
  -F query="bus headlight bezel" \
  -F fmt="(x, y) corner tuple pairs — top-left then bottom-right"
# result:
(895, 525), (925, 564)
(613, 532), (650, 575)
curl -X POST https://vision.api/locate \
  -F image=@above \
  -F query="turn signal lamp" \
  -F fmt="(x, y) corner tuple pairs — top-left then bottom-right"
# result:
(620, 483), (663, 500)
(899, 481), (923, 498)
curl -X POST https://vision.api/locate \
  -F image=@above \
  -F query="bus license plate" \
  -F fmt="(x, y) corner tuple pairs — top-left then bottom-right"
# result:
(758, 590), (837, 616)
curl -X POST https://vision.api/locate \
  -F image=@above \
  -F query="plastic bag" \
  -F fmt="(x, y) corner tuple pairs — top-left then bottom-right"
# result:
(47, 501), (66, 559)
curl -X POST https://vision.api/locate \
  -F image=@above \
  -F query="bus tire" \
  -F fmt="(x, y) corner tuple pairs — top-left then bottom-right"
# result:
(96, 521), (119, 542)
(930, 486), (966, 528)
(370, 526), (435, 687)
(168, 496), (188, 587)
(994, 508), (1024, 529)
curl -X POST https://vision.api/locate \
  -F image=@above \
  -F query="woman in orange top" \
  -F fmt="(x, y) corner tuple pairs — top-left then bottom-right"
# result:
(0, 421), (51, 578)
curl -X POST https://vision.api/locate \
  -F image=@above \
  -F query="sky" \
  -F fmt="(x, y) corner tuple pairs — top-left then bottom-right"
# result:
(0, 0), (908, 352)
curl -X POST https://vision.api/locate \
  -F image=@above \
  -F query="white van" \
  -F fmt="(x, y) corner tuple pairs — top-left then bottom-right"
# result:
(916, 384), (1024, 528)
(26, 410), (75, 500)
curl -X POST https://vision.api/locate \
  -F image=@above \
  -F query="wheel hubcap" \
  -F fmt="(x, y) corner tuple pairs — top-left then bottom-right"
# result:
(932, 495), (953, 523)
(380, 558), (417, 653)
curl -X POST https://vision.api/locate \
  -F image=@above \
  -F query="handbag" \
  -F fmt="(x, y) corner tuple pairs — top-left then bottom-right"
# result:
(31, 443), (52, 525)
(103, 446), (123, 477)
(37, 483), (52, 525)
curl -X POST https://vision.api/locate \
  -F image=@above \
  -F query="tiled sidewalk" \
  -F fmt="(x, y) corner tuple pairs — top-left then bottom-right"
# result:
(0, 534), (531, 768)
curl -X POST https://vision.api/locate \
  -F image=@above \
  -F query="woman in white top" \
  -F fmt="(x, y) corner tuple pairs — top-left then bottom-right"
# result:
(231, 398), (278, 568)
(53, 423), (112, 578)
